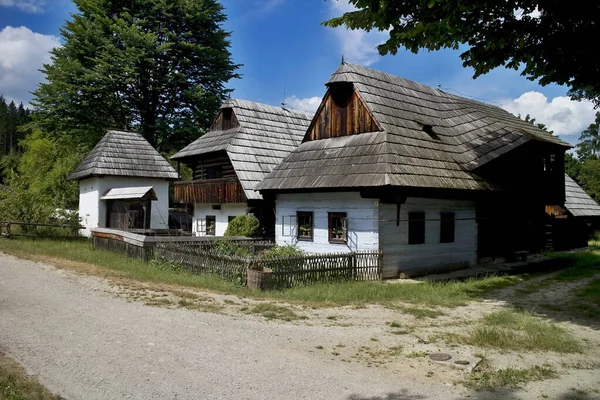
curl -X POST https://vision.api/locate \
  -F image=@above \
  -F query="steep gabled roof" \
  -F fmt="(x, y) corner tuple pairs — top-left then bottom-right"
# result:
(564, 174), (600, 217)
(256, 63), (570, 192)
(68, 130), (178, 181)
(171, 99), (313, 200)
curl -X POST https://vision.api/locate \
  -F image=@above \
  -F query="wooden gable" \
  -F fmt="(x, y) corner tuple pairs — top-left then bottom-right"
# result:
(303, 83), (382, 143)
(210, 107), (239, 131)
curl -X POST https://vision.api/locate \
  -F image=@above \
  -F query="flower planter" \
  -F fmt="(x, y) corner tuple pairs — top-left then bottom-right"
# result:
(246, 266), (273, 291)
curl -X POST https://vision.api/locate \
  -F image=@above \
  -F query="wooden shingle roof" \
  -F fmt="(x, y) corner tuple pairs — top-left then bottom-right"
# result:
(564, 174), (600, 217)
(257, 63), (571, 192)
(171, 99), (313, 200)
(68, 130), (178, 181)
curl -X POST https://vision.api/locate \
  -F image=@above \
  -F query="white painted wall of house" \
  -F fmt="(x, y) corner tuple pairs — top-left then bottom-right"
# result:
(379, 197), (477, 278)
(193, 203), (247, 236)
(78, 176), (170, 237)
(275, 192), (379, 253)
(274, 193), (477, 278)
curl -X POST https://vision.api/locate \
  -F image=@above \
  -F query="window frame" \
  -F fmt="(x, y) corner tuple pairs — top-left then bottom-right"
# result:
(408, 211), (426, 245)
(440, 212), (455, 243)
(205, 215), (216, 236)
(296, 211), (314, 241)
(328, 212), (348, 244)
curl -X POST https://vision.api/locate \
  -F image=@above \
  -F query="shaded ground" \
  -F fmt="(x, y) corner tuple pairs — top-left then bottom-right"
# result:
(1, 252), (600, 399)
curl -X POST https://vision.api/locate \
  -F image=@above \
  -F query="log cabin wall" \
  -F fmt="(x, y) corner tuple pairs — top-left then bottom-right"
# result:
(190, 151), (236, 181)
(475, 141), (566, 204)
(210, 107), (239, 131)
(304, 83), (381, 142)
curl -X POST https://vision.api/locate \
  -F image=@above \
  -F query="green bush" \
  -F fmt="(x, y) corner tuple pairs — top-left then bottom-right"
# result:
(224, 215), (262, 237)
(262, 245), (304, 259)
(213, 239), (252, 257)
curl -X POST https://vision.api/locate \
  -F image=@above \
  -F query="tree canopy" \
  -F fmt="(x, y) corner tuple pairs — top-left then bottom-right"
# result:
(32, 0), (240, 152)
(324, 1), (600, 106)
(576, 112), (600, 161)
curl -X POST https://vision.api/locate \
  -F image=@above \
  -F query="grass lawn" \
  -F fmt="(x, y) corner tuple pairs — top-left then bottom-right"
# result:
(0, 238), (522, 308)
(465, 309), (582, 353)
(0, 353), (62, 400)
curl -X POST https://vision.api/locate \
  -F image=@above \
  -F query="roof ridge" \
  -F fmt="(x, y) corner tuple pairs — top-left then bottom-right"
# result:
(224, 98), (314, 119)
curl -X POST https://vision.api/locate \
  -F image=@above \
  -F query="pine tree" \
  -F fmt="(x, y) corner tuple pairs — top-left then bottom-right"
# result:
(0, 96), (7, 155)
(32, 0), (240, 152)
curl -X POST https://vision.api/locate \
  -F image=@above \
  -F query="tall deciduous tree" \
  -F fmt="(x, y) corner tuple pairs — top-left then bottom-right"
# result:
(324, 1), (600, 106)
(576, 112), (600, 161)
(32, 0), (240, 152)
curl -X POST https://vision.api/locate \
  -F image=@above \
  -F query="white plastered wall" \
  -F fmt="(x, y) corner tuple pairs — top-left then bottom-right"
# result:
(275, 192), (379, 253)
(192, 203), (248, 236)
(78, 176), (170, 236)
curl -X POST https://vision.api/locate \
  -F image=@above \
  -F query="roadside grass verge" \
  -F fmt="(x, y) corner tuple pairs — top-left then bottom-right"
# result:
(548, 243), (600, 283)
(438, 309), (582, 353)
(572, 277), (600, 318)
(242, 303), (307, 321)
(462, 358), (558, 390)
(0, 352), (62, 400)
(0, 238), (521, 308)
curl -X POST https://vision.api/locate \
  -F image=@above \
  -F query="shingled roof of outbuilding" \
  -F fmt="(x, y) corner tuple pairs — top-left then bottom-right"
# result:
(68, 130), (178, 181)
(256, 63), (571, 193)
(171, 99), (313, 200)
(564, 174), (600, 217)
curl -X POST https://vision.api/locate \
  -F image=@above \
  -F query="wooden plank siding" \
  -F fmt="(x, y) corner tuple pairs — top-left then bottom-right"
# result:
(174, 178), (246, 204)
(191, 152), (236, 181)
(303, 85), (381, 142)
(209, 108), (239, 131)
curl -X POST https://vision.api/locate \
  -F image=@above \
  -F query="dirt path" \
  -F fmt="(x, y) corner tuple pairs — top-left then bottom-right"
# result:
(1, 253), (599, 399)
(0, 253), (469, 400)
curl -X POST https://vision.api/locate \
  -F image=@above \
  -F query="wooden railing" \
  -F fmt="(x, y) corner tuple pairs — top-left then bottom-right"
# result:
(0, 221), (84, 239)
(173, 178), (246, 204)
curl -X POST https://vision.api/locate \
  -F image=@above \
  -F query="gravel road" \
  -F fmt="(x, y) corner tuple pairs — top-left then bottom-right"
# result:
(0, 254), (469, 400)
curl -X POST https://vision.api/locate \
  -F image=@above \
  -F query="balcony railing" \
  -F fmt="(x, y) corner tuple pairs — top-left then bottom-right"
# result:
(174, 178), (246, 204)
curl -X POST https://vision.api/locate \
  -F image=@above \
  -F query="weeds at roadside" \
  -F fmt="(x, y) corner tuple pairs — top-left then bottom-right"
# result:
(399, 306), (445, 319)
(244, 303), (307, 321)
(144, 298), (173, 307)
(353, 345), (403, 365)
(0, 352), (63, 400)
(461, 358), (558, 390)
(433, 309), (582, 353)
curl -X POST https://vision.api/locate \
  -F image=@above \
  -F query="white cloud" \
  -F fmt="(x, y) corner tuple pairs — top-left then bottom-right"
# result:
(0, 0), (46, 13)
(0, 26), (60, 104)
(327, 0), (387, 66)
(284, 95), (321, 113)
(500, 91), (597, 136)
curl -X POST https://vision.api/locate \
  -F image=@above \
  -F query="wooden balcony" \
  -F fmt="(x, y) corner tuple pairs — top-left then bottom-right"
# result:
(174, 178), (246, 204)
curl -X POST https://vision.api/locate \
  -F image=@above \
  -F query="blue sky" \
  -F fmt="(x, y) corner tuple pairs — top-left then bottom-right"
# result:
(0, 0), (596, 144)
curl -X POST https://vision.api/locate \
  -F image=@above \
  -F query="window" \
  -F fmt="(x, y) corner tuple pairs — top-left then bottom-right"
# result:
(328, 212), (347, 243)
(440, 212), (455, 243)
(296, 212), (313, 241)
(206, 215), (216, 236)
(408, 212), (425, 245)
(222, 108), (233, 130)
(228, 216), (237, 223)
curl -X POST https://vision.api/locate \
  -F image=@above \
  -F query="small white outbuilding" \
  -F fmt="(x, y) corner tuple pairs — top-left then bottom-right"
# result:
(68, 130), (178, 237)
